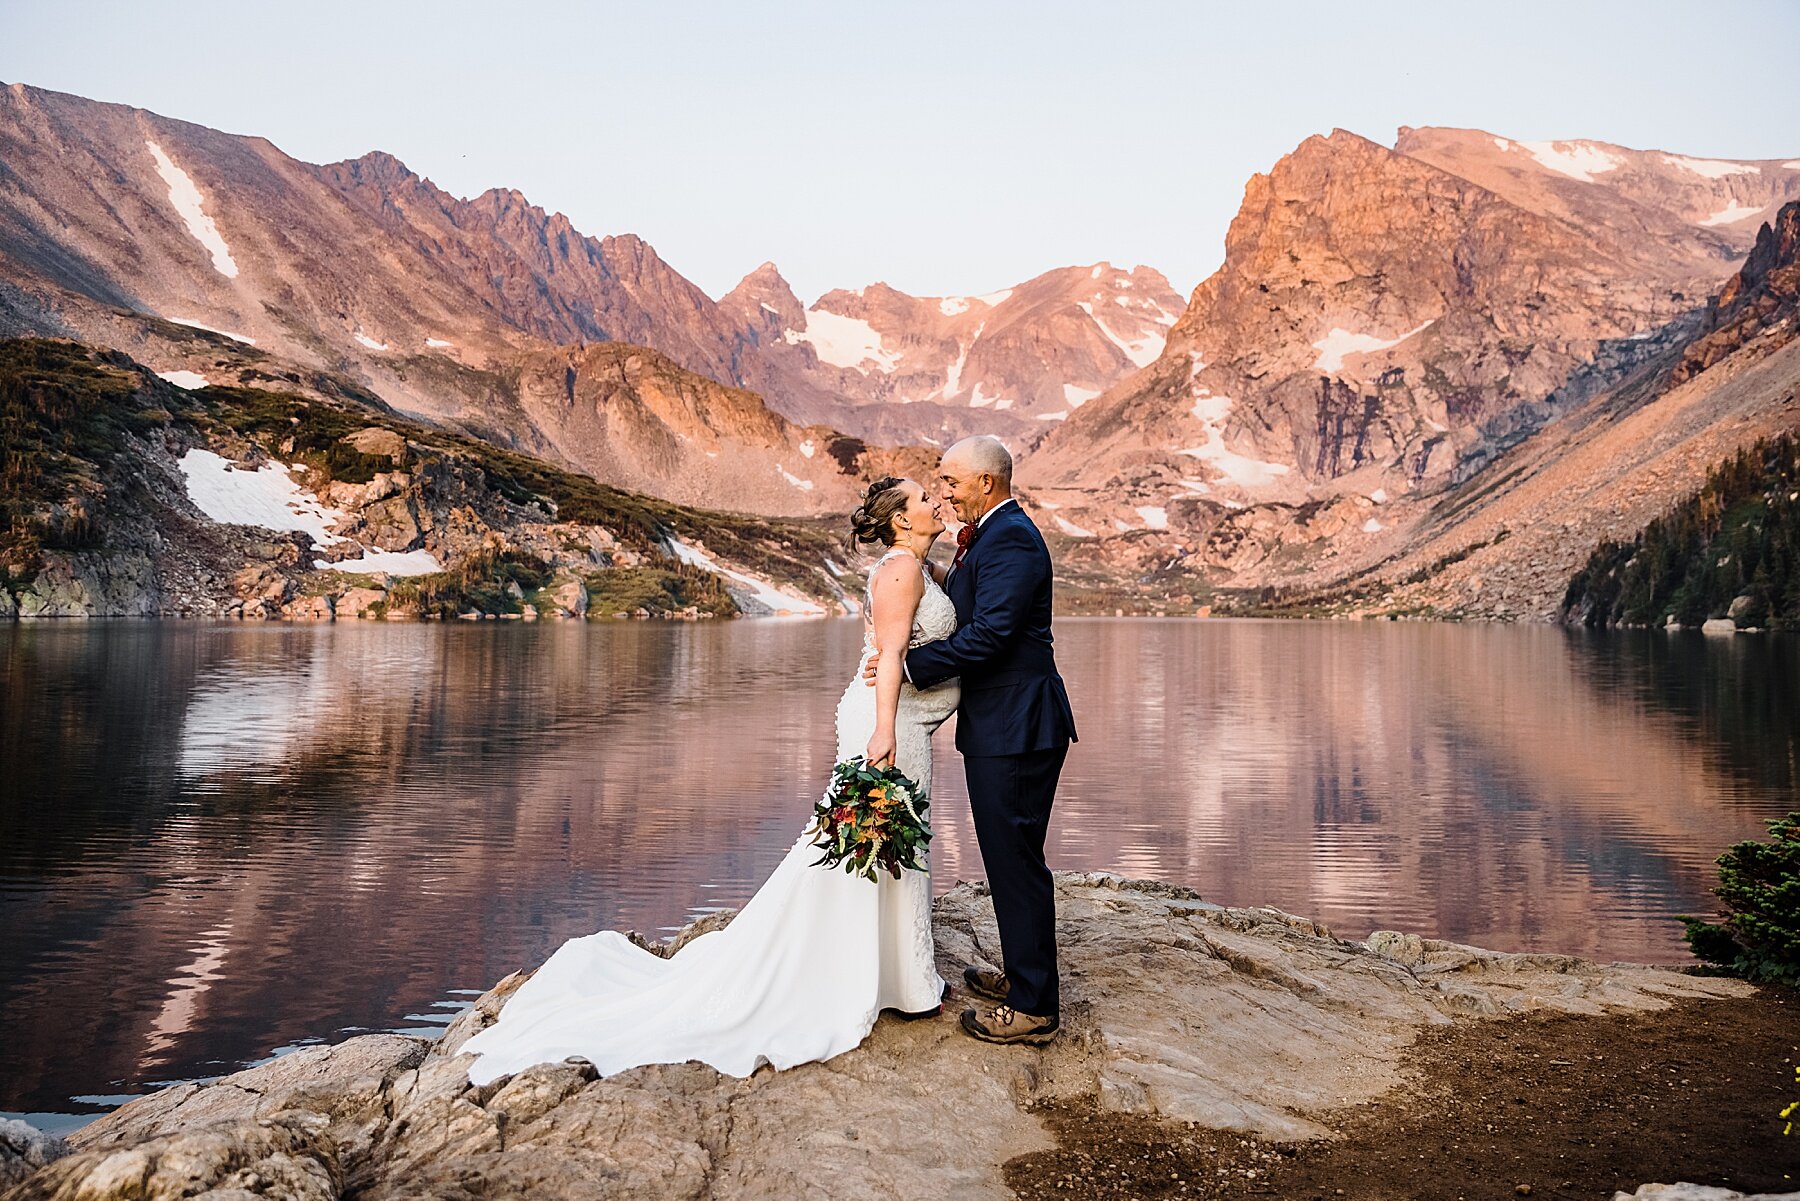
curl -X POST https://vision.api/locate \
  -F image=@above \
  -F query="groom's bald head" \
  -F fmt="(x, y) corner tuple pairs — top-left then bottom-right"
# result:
(937, 436), (1014, 524)
(943, 436), (1013, 488)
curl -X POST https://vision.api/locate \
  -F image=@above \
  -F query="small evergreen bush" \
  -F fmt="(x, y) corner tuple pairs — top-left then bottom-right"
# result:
(1681, 812), (1800, 983)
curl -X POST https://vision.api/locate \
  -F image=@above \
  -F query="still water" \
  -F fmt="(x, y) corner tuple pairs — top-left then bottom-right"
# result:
(1, 619), (1793, 1129)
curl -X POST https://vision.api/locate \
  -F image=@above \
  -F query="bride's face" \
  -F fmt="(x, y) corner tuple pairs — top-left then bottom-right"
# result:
(893, 480), (945, 543)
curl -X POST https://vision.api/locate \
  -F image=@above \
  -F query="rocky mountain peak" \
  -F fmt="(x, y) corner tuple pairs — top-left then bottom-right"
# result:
(719, 261), (805, 331)
(1672, 199), (1800, 384)
(1027, 121), (1774, 556)
(325, 149), (419, 188)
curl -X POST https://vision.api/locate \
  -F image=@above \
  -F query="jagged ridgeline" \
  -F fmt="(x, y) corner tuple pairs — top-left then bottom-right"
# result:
(0, 338), (853, 619)
(1562, 433), (1800, 629)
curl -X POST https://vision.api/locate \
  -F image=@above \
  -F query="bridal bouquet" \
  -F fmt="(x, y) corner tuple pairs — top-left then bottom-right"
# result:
(807, 758), (932, 882)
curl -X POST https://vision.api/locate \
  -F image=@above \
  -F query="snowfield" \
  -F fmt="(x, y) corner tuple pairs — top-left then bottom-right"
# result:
(1135, 506), (1169, 530)
(784, 308), (901, 373)
(663, 535), (825, 616)
(776, 464), (814, 491)
(315, 550), (443, 576)
(145, 140), (239, 278)
(1311, 321), (1434, 373)
(157, 370), (209, 390)
(1179, 391), (1291, 487)
(178, 450), (346, 546)
(1078, 302), (1165, 367)
(1661, 155), (1758, 178)
(1518, 140), (1619, 182)
(1700, 202), (1763, 227)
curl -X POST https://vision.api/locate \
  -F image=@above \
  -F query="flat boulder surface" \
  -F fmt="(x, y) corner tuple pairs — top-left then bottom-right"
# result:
(4, 874), (1760, 1200)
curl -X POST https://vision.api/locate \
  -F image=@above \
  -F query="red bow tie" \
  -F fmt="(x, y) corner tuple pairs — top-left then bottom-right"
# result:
(952, 521), (978, 571)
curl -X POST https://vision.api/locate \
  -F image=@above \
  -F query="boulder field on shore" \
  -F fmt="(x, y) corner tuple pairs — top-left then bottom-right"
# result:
(0, 874), (1757, 1200)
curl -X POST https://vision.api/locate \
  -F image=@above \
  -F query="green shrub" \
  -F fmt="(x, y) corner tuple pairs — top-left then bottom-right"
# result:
(1681, 812), (1800, 983)
(584, 565), (735, 619)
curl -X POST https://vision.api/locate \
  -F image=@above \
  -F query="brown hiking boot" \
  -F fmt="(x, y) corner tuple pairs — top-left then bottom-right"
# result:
(959, 1004), (1060, 1046)
(963, 964), (1010, 1002)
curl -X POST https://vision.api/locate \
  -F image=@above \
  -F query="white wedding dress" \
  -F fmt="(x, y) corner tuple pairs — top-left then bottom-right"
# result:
(463, 549), (960, 1084)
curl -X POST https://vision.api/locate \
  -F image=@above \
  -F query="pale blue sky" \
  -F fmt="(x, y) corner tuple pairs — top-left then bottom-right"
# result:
(4, 1), (1796, 302)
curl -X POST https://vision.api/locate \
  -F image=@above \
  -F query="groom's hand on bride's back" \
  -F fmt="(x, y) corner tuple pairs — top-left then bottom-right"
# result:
(862, 656), (879, 685)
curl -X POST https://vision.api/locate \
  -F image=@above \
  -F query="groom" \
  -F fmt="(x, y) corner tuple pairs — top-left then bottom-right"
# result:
(869, 435), (1077, 1045)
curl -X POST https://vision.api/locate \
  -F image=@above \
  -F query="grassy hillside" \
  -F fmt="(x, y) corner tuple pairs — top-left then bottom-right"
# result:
(1, 338), (854, 616)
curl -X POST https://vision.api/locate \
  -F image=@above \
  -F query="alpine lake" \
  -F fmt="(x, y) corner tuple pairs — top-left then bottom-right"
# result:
(2, 617), (1793, 1132)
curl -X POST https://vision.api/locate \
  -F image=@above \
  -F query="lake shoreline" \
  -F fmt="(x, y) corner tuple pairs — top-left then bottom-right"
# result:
(2, 874), (1771, 1199)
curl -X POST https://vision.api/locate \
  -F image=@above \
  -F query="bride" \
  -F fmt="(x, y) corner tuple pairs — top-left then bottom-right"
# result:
(462, 477), (960, 1084)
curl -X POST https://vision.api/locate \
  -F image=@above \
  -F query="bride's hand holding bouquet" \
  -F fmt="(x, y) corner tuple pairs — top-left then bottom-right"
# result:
(808, 757), (931, 882)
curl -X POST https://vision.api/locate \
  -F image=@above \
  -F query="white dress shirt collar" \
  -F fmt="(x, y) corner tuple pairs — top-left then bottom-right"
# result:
(976, 497), (1017, 529)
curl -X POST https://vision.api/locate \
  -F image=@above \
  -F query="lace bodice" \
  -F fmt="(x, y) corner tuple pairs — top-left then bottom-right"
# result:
(862, 549), (957, 652)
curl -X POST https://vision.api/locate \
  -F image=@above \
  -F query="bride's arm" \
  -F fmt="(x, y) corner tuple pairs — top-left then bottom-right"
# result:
(865, 558), (927, 769)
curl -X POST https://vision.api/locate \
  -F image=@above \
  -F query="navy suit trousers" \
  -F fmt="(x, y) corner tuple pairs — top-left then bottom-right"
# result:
(963, 742), (1067, 1016)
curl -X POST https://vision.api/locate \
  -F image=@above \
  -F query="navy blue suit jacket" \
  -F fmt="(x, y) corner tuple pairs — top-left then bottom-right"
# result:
(905, 502), (1077, 756)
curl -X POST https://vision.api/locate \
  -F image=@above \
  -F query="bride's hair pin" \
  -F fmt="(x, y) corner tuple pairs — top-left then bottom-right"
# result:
(850, 477), (909, 547)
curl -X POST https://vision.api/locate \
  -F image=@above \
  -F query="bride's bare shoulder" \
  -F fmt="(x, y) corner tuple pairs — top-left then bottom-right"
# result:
(868, 554), (926, 608)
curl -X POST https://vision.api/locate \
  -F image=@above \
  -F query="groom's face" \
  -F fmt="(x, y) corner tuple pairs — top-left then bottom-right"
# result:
(936, 456), (985, 526)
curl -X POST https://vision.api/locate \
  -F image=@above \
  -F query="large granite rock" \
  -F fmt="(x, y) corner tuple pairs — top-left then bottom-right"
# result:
(13, 550), (160, 617)
(0, 1121), (67, 1190)
(3, 875), (1754, 1200)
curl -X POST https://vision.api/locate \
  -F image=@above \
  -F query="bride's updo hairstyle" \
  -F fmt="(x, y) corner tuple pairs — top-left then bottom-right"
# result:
(850, 476), (909, 547)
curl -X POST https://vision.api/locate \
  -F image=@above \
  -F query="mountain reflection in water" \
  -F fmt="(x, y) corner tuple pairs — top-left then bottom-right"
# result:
(1, 619), (1792, 1124)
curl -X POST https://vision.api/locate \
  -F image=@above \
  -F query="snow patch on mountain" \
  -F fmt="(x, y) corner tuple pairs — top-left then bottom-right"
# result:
(316, 549), (443, 576)
(1661, 155), (1759, 178)
(939, 297), (971, 316)
(1078, 302), (1165, 367)
(1311, 320), (1434, 372)
(970, 381), (1014, 409)
(777, 464), (814, 491)
(785, 308), (901, 373)
(1519, 140), (1619, 182)
(1052, 515), (1094, 538)
(170, 318), (255, 345)
(157, 370), (208, 390)
(1177, 392), (1290, 487)
(179, 450), (346, 545)
(1135, 506), (1169, 530)
(426, 338), (454, 348)
(663, 535), (826, 616)
(354, 333), (389, 351)
(1063, 384), (1102, 407)
(145, 140), (239, 278)
(977, 288), (1014, 306)
(1700, 202), (1763, 227)
(940, 324), (983, 399)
